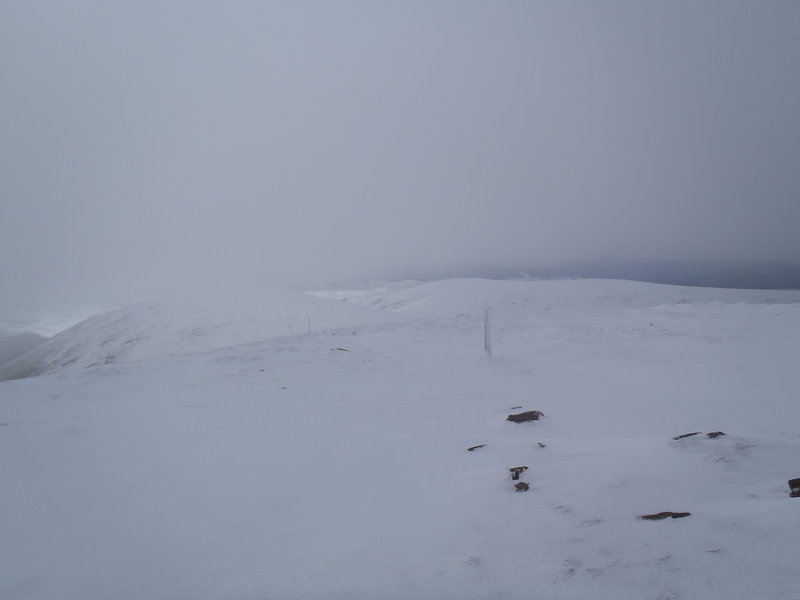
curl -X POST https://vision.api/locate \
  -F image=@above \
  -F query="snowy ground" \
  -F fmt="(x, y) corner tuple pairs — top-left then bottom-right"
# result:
(1, 278), (799, 600)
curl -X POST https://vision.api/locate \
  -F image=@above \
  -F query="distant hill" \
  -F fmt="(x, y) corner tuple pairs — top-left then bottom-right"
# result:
(0, 333), (48, 367)
(414, 261), (800, 290)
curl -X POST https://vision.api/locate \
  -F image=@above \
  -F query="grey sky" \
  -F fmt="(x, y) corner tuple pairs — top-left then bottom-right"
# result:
(2, 1), (799, 309)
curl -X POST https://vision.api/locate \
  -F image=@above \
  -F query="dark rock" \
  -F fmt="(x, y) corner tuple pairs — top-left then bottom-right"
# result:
(537, 442), (546, 448)
(706, 431), (726, 438)
(639, 512), (691, 520)
(507, 410), (543, 423)
(467, 444), (486, 452)
(511, 406), (523, 410)
(509, 466), (528, 480)
(672, 432), (701, 440)
(789, 478), (800, 498)
(514, 482), (530, 492)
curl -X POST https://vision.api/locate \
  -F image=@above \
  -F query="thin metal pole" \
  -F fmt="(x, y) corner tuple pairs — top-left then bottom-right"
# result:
(484, 304), (492, 358)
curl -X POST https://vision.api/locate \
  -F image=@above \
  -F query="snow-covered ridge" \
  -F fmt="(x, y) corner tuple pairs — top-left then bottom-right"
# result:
(4, 278), (798, 382)
(0, 285), (390, 381)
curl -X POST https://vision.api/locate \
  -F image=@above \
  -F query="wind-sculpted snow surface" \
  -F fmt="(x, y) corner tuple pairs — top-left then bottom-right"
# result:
(1, 279), (800, 600)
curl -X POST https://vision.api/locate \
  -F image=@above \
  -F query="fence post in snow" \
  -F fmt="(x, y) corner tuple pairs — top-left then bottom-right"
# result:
(484, 304), (492, 358)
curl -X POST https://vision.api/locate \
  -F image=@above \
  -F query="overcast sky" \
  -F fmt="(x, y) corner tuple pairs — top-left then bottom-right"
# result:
(2, 1), (799, 310)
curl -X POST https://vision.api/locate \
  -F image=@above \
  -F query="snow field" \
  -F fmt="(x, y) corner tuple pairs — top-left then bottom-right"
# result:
(1, 278), (799, 599)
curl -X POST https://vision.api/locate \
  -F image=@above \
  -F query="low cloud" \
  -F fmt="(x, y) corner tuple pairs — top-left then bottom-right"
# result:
(2, 1), (799, 312)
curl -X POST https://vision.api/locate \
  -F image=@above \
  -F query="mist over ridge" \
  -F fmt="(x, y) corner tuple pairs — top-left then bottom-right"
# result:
(2, 1), (799, 314)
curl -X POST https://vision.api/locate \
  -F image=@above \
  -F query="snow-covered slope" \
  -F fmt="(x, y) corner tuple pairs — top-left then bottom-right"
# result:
(0, 285), (392, 381)
(1, 279), (799, 600)
(339, 276), (800, 314)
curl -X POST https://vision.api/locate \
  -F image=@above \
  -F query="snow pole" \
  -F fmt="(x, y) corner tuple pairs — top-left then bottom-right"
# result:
(484, 304), (492, 358)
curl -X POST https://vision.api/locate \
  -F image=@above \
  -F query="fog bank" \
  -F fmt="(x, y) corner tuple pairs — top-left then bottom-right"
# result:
(2, 1), (799, 312)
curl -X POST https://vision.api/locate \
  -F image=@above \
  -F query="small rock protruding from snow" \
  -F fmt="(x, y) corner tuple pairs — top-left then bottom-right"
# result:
(507, 410), (543, 423)
(466, 444), (486, 452)
(514, 482), (530, 492)
(789, 478), (800, 498)
(509, 466), (528, 481)
(671, 431), (726, 440)
(672, 432), (701, 440)
(639, 512), (691, 520)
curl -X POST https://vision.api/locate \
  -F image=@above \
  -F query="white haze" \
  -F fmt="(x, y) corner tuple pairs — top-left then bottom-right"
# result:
(2, 1), (799, 315)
